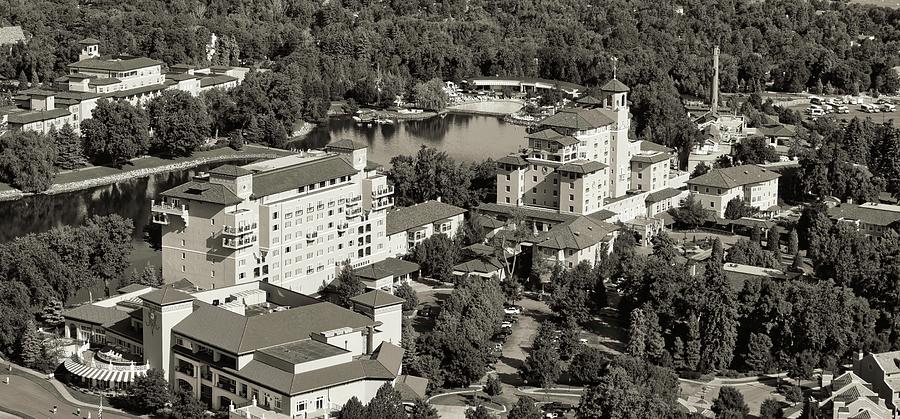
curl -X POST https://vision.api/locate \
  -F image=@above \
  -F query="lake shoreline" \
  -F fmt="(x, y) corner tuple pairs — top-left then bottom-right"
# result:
(0, 146), (287, 202)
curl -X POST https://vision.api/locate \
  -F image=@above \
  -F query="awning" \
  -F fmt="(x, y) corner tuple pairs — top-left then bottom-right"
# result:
(63, 359), (145, 383)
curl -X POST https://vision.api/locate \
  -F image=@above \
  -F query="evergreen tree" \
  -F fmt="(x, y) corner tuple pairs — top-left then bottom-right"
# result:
(330, 264), (365, 308)
(18, 319), (42, 368)
(484, 375), (503, 401)
(52, 123), (88, 170)
(126, 368), (170, 414)
(788, 230), (799, 256)
(366, 383), (406, 419)
(337, 396), (366, 419)
(394, 282), (418, 312)
(40, 299), (64, 330)
(712, 387), (749, 418)
(170, 389), (206, 419)
(759, 398), (784, 419)
(409, 398), (439, 419)
(520, 338), (561, 388)
(508, 396), (542, 419)
(466, 405), (493, 419)
(684, 315), (701, 370)
(131, 264), (163, 287)
(743, 333), (773, 373)
(766, 225), (780, 251)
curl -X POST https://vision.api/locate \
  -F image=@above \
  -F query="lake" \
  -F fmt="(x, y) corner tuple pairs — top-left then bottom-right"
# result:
(0, 114), (527, 300)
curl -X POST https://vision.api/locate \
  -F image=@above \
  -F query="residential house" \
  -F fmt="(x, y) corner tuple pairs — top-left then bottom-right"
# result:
(686, 165), (780, 218)
(854, 351), (900, 411)
(828, 203), (900, 237)
(385, 200), (466, 257)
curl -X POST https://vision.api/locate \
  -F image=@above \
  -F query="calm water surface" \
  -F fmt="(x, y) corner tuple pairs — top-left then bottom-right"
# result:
(0, 114), (526, 300)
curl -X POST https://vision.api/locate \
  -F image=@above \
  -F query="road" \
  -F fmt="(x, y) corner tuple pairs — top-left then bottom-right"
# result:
(0, 374), (132, 419)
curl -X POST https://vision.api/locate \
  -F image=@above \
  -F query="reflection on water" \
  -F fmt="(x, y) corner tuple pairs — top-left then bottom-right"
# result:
(0, 114), (526, 300)
(295, 114), (526, 165)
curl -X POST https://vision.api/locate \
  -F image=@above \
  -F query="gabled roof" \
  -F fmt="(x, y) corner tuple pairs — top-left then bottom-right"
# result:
(172, 301), (375, 355)
(209, 164), (252, 177)
(0, 26), (25, 45)
(639, 140), (674, 153)
(575, 95), (604, 105)
(353, 258), (420, 281)
(526, 128), (580, 146)
(631, 151), (670, 164)
(199, 74), (237, 87)
(6, 108), (70, 125)
(557, 160), (608, 174)
(251, 155), (358, 198)
(139, 287), (194, 306)
(539, 108), (614, 131)
(79, 38), (100, 45)
(326, 139), (367, 151)
(69, 56), (163, 72)
(385, 200), (467, 236)
(63, 304), (131, 326)
(497, 155), (529, 167)
(687, 164), (780, 189)
(161, 181), (243, 205)
(453, 257), (504, 274)
(601, 78), (630, 93)
(758, 124), (796, 138)
(533, 216), (619, 251)
(117, 284), (151, 294)
(395, 375), (429, 402)
(88, 77), (121, 86)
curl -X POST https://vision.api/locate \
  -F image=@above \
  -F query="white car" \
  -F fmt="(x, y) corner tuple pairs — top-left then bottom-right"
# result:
(504, 306), (522, 315)
(544, 413), (560, 419)
(501, 321), (513, 329)
(579, 338), (589, 345)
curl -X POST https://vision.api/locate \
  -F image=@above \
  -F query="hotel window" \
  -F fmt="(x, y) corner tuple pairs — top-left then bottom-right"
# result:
(272, 212), (278, 219)
(181, 252), (185, 259)
(296, 400), (307, 412)
(316, 396), (325, 410)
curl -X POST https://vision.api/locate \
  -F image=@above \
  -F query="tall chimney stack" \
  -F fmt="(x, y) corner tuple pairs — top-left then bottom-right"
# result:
(711, 45), (720, 115)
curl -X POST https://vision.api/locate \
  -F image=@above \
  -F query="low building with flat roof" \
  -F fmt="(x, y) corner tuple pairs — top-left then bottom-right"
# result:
(828, 203), (900, 237)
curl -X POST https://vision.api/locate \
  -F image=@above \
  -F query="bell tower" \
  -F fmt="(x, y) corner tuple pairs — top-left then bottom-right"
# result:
(78, 38), (100, 61)
(601, 59), (632, 198)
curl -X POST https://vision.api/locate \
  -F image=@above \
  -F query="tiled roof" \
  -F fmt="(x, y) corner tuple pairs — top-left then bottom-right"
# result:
(161, 181), (243, 205)
(385, 200), (466, 236)
(476, 202), (577, 223)
(395, 375), (429, 402)
(646, 188), (684, 203)
(601, 78), (630, 93)
(496, 155), (529, 166)
(453, 257), (504, 274)
(117, 284), (150, 294)
(631, 152), (670, 164)
(526, 128), (580, 146)
(539, 108), (615, 131)
(209, 164), (252, 177)
(575, 95), (603, 105)
(533, 216), (619, 250)
(639, 140), (674, 153)
(828, 204), (900, 227)
(353, 258), (420, 281)
(139, 287), (194, 306)
(172, 301), (375, 355)
(557, 160), (608, 174)
(199, 75), (237, 87)
(758, 124), (796, 138)
(686, 164), (780, 189)
(104, 83), (167, 98)
(0, 26), (25, 45)
(104, 316), (142, 343)
(88, 77), (121, 86)
(251, 155), (358, 198)
(166, 73), (197, 82)
(6, 108), (70, 125)
(69, 56), (163, 72)
(326, 139), (367, 151)
(63, 304), (130, 326)
(79, 38), (100, 45)
(351, 289), (406, 308)
(257, 340), (349, 365)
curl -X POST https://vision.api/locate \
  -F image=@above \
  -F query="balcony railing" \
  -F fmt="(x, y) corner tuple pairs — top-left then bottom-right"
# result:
(372, 185), (394, 198)
(223, 235), (257, 249)
(347, 195), (362, 205)
(223, 223), (257, 236)
(346, 207), (363, 218)
(176, 364), (195, 377)
(200, 370), (212, 381)
(151, 199), (189, 225)
(336, 222), (349, 233)
(151, 213), (169, 225)
(216, 380), (236, 393)
(372, 197), (394, 210)
(306, 232), (318, 242)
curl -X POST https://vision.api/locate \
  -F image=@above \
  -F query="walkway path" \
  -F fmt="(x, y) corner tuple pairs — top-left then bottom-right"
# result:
(0, 357), (136, 419)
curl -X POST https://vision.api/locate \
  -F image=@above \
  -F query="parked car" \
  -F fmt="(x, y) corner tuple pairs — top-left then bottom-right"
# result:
(493, 342), (503, 352)
(418, 306), (433, 318)
(883, 103), (896, 112)
(504, 305), (522, 315)
(504, 314), (518, 323)
(579, 338), (589, 345)
(543, 402), (575, 413)
(500, 321), (513, 329)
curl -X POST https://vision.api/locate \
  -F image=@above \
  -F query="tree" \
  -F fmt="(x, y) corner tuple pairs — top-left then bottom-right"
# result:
(395, 282), (418, 312)
(388, 146), (475, 208)
(733, 136), (778, 164)
(413, 78), (449, 111)
(367, 383), (406, 419)
(785, 385), (803, 403)
(52, 123), (87, 170)
(743, 333), (773, 373)
(788, 230), (799, 256)
(170, 389), (206, 419)
(127, 368), (170, 414)
(691, 162), (710, 178)
(672, 194), (705, 228)
(131, 264), (163, 287)
(338, 396), (367, 419)
(520, 333), (561, 388)
(484, 375), (503, 401)
(40, 299), (64, 330)
(409, 398), (439, 419)
(258, 112), (289, 148)
(548, 261), (605, 324)
(508, 396), (542, 419)
(766, 225), (780, 251)
(82, 99), (150, 166)
(147, 90), (211, 156)
(712, 387), (749, 418)
(724, 196), (753, 220)
(18, 319), (42, 368)
(759, 398), (784, 419)
(412, 233), (459, 283)
(569, 347), (608, 386)
(0, 130), (58, 192)
(576, 355), (678, 419)
(330, 264), (365, 308)
(466, 405), (494, 419)
(501, 275), (523, 304)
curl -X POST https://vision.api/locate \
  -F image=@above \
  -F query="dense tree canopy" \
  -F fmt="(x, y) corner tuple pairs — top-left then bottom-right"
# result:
(147, 90), (211, 156)
(81, 99), (150, 166)
(0, 130), (57, 192)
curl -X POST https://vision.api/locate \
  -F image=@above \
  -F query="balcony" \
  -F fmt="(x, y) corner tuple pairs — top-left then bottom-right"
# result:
(216, 379), (236, 394)
(372, 185), (394, 198)
(151, 213), (169, 225)
(346, 207), (363, 218)
(150, 199), (189, 226)
(223, 223), (257, 236)
(223, 235), (257, 249)
(306, 232), (318, 242)
(336, 222), (349, 233)
(200, 370), (212, 381)
(176, 363), (195, 377)
(347, 195), (363, 205)
(372, 197), (394, 211)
